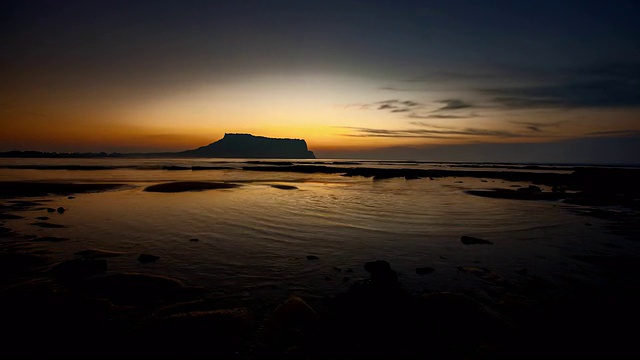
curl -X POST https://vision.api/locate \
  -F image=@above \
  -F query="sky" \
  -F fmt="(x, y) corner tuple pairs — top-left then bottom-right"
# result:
(2, 0), (640, 163)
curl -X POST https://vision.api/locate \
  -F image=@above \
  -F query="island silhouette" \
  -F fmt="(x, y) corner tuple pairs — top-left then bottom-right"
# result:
(0, 133), (316, 159)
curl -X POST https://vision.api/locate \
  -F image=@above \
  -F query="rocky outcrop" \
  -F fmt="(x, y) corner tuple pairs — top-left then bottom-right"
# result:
(177, 133), (315, 159)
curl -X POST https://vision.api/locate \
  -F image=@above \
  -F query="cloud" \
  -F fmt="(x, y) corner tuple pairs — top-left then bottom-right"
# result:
(434, 99), (473, 111)
(378, 104), (397, 110)
(586, 129), (640, 137)
(408, 113), (476, 119)
(391, 108), (410, 113)
(342, 124), (522, 139)
(510, 121), (563, 133)
(481, 62), (640, 109)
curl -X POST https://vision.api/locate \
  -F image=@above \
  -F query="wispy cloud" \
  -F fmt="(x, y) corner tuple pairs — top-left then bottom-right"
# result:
(342, 123), (523, 139)
(586, 129), (640, 137)
(408, 113), (476, 119)
(434, 99), (473, 111)
(510, 120), (563, 133)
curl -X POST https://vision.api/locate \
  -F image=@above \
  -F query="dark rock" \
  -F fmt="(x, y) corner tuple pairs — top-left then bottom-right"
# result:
(189, 238), (199, 242)
(80, 273), (203, 306)
(162, 165), (191, 170)
(138, 253), (160, 263)
(481, 179), (488, 182)
(404, 174), (420, 180)
(56, 207), (65, 213)
(74, 249), (124, 259)
(416, 267), (435, 275)
(177, 133), (315, 159)
(67, 196), (75, 199)
(0, 253), (48, 278)
(29, 222), (66, 228)
(50, 259), (107, 281)
(364, 260), (398, 287)
(460, 235), (493, 245)
(130, 307), (255, 356)
(143, 181), (240, 193)
(0, 213), (23, 220)
(262, 296), (317, 354)
(306, 255), (319, 261)
(270, 184), (298, 190)
(46, 208), (56, 212)
(36, 216), (49, 220)
(454, 180), (463, 183)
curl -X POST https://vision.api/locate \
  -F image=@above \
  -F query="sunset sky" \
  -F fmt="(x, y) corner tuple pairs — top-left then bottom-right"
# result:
(2, 0), (640, 162)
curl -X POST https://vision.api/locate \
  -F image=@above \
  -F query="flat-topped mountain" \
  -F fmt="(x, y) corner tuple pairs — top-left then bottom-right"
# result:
(177, 133), (315, 159)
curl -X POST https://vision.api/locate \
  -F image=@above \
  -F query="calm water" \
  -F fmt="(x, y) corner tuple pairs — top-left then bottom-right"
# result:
(1, 158), (635, 308)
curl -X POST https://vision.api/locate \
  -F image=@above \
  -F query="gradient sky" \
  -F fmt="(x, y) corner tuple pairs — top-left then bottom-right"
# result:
(2, 0), (640, 162)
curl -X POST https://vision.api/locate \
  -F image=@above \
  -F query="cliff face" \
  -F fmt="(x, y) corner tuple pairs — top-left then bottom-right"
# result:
(178, 133), (315, 159)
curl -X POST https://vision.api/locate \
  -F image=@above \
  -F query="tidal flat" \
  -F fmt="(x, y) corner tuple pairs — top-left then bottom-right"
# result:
(1, 161), (639, 357)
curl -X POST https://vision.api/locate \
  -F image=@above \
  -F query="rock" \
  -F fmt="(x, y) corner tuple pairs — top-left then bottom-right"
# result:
(138, 253), (160, 263)
(74, 249), (124, 259)
(454, 180), (463, 183)
(270, 184), (298, 190)
(416, 267), (435, 275)
(80, 273), (203, 306)
(460, 235), (493, 245)
(143, 181), (240, 193)
(29, 222), (66, 228)
(332, 267), (342, 272)
(56, 207), (66, 213)
(67, 196), (75, 199)
(364, 260), (398, 287)
(46, 208), (56, 212)
(189, 238), (199, 242)
(130, 307), (255, 356)
(0, 213), (24, 220)
(306, 255), (319, 261)
(0, 253), (48, 278)
(35, 216), (49, 220)
(50, 259), (107, 281)
(404, 174), (420, 180)
(262, 296), (317, 353)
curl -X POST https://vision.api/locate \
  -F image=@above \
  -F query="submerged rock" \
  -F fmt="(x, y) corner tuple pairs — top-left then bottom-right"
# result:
(29, 222), (66, 228)
(143, 181), (240, 193)
(57, 207), (66, 213)
(364, 260), (398, 287)
(460, 235), (493, 245)
(306, 255), (319, 261)
(74, 249), (124, 259)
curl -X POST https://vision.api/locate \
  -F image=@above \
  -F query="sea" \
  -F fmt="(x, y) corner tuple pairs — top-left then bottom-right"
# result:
(1, 157), (637, 311)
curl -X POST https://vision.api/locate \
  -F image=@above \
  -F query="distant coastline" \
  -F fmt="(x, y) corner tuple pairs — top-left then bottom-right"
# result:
(0, 133), (316, 159)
